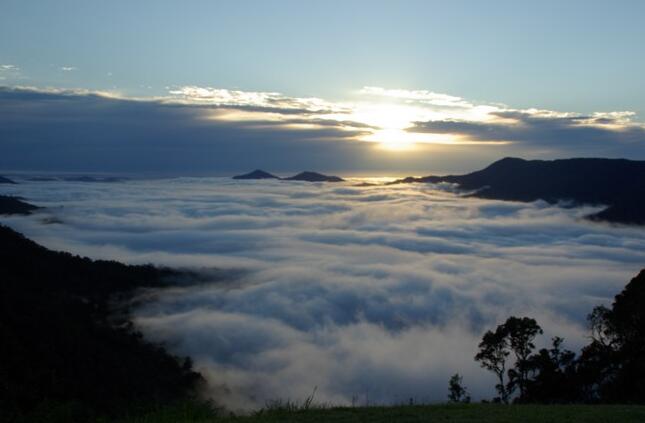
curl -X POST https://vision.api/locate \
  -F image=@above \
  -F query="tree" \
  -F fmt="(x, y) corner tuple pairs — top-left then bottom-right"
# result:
(447, 373), (470, 403)
(577, 269), (645, 402)
(475, 325), (510, 403)
(475, 316), (543, 403)
(504, 317), (543, 400)
(473, 270), (645, 405)
(523, 337), (577, 403)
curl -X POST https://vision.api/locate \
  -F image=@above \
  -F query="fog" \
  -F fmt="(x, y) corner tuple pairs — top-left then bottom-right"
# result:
(3, 177), (645, 410)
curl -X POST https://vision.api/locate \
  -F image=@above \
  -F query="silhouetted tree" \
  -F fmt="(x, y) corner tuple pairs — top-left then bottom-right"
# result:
(523, 337), (577, 403)
(504, 317), (543, 400)
(447, 373), (470, 403)
(475, 316), (542, 403)
(577, 269), (645, 402)
(475, 325), (510, 403)
(473, 270), (645, 404)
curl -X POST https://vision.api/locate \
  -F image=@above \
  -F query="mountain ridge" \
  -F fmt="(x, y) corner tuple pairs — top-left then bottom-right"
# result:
(284, 171), (344, 182)
(232, 170), (345, 182)
(392, 157), (645, 225)
(233, 169), (280, 180)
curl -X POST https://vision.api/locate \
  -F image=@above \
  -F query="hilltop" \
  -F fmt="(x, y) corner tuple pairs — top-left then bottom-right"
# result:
(392, 157), (645, 224)
(232, 170), (345, 182)
(233, 170), (280, 180)
(284, 171), (344, 182)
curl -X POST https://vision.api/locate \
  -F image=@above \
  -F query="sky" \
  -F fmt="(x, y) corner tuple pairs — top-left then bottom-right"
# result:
(2, 0), (645, 174)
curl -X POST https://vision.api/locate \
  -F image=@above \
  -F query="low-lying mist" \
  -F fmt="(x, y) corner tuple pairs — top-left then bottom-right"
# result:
(3, 177), (645, 410)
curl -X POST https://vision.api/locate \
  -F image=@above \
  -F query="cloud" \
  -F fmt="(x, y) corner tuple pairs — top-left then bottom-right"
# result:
(167, 86), (350, 115)
(60, 66), (77, 72)
(3, 177), (645, 410)
(359, 86), (475, 109)
(411, 109), (645, 156)
(1, 85), (645, 174)
(0, 87), (372, 174)
(0, 64), (21, 81)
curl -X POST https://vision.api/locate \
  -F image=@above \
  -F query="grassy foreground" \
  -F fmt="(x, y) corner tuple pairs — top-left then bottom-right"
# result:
(116, 402), (645, 423)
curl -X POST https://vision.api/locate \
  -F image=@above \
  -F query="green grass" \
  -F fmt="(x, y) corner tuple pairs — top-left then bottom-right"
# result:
(114, 402), (645, 423)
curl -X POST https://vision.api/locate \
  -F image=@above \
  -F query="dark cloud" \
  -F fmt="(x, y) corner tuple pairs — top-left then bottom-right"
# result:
(5, 86), (645, 176)
(0, 87), (373, 174)
(411, 110), (645, 156)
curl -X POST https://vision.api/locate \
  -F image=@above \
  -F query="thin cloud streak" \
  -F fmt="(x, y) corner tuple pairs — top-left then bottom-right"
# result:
(0, 64), (21, 81)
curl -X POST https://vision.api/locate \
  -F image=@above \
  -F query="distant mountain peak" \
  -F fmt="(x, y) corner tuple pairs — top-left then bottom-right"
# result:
(232, 169), (279, 180)
(497, 156), (525, 163)
(482, 157), (527, 170)
(284, 171), (344, 182)
(0, 175), (17, 184)
(391, 157), (645, 225)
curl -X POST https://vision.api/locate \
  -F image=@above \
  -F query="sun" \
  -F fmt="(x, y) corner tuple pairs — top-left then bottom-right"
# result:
(363, 129), (416, 151)
(323, 100), (467, 150)
(346, 102), (459, 151)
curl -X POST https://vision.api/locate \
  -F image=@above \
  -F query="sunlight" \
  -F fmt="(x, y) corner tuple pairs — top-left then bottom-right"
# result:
(364, 129), (469, 150)
(363, 129), (417, 150)
(343, 102), (483, 150)
(350, 103), (418, 130)
(347, 103), (429, 150)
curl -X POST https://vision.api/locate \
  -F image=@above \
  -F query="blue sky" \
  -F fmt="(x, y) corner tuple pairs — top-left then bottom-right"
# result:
(2, 1), (645, 174)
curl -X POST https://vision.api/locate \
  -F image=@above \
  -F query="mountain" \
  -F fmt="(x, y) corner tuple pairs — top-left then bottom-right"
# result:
(392, 157), (645, 225)
(0, 224), (203, 421)
(284, 171), (344, 182)
(234, 170), (345, 182)
(233, 169), (280, 180)
(0, 195), (40, 215)
(0, 175), (16, 184)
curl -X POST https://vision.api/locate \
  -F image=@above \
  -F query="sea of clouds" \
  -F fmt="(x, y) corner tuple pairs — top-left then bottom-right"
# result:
(2, 177), (645, 410)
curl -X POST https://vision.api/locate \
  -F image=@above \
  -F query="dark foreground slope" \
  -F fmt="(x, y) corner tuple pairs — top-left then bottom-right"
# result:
(393, 157), (645, 224)
(118, 403), (645, 423)
(0, 225), (203, 422)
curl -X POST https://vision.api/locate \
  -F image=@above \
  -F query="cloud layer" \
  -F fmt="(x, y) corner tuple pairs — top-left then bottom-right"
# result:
(1, 85), (644, 174)
(412, 110), (645, 156)
(3, 177), (645, 410)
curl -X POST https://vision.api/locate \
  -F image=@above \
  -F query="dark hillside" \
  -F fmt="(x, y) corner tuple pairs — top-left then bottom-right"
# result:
(393, 157), (645, 224)
(0, 195), (40, 215)
(0, 225), (204, 422)
(233, 169), (280, 179)
(284, 171), (344, 182)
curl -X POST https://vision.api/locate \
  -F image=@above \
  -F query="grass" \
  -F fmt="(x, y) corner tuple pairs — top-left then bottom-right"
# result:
(113, 401), (645, 423)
